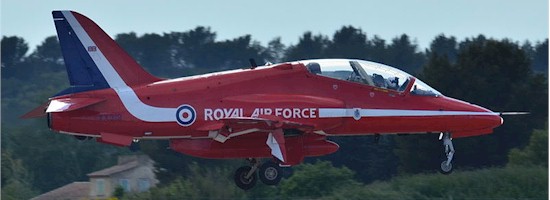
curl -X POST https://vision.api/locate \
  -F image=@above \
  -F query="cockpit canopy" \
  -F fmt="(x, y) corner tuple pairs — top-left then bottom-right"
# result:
(300, 59), (441, 96)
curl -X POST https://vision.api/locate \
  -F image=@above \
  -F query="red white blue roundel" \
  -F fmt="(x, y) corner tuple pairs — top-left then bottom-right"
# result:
(176, 104), (196, 126)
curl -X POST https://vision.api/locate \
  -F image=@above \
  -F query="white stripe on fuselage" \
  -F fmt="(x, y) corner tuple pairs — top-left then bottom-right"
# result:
(318, 108), (498, 118)
(62, 11), (177, 122)
(61, 11), (498, 123)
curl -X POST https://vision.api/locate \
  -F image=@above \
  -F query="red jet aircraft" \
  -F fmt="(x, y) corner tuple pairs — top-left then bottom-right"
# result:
(24, 11), (504, 190)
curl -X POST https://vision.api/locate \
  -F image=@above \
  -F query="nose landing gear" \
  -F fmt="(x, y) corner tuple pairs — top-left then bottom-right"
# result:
(234, 158), (283, 190)
(439, 132), (454, 174)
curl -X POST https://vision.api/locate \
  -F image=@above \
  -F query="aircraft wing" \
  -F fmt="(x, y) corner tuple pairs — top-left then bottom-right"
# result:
(198, 117), (316, 163)
(223, 117), (315, 131)
(199, 116), (316, 142)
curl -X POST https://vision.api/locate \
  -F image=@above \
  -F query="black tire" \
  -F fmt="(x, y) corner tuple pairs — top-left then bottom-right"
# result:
(439, 160), (453, 175)
(259, 161), (282, 185)
(234, 166), (257, 190)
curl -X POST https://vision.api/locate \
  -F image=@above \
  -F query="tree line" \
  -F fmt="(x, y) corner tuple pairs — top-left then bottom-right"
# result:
(1, 25), (548, 199)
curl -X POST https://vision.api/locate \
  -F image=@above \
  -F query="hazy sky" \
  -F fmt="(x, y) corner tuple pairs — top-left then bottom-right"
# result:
(1, 0), (548, 52)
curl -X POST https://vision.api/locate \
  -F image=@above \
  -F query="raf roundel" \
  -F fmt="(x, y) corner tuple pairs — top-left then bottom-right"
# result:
(176, 104), (196, 126)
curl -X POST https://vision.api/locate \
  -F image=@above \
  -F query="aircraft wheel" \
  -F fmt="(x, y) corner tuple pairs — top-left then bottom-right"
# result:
(234, 166), (257, 190)
(439, 161), (453, 175)
(259, 161), (282, 185)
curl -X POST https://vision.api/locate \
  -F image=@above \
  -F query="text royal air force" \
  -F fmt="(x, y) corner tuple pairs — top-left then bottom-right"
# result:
(204, 108), (318, 121)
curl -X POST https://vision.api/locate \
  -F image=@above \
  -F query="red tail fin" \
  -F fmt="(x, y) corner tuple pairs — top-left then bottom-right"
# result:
(53, 11), (160, 95)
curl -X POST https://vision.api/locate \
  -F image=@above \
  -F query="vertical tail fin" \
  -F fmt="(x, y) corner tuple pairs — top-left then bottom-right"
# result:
(52, 11), (160, 96)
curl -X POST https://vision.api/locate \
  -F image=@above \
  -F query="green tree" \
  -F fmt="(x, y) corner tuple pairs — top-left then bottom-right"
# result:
(135, 33), (174, 76)
(211, 35), (269, 69)
(27, 36), (62, 66)
(280, 160), (360, 198)
(4, 124), (125, 192)
(327, 166), (547, 199)
(397, 36), (548, 174)
(1, 36), (29, 79)
(115, 32), (142, 60)
(284, 32), (329, 61)
(508, 126), (548, 167)
(531, 39), (548, 75)
(113, 186), (125, 199)
(167, 26), (217, 70)
(116, 32), (181, 78)
(325, 135), (398, 183)
(1, 149), (38, 199)
(1, 180), (38, 200)
(325, 26), (368, 59)
(265, 37), (286, 63)
(394, 134), (442, 174)
(365, 35), (387, 63)
(427, 34), (458, 64)
(124, 163), (245, 200)
(385, 34), (425, 74)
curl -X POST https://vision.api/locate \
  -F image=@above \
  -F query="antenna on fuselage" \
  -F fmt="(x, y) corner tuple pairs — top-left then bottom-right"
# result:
(249, 58), (258, 69)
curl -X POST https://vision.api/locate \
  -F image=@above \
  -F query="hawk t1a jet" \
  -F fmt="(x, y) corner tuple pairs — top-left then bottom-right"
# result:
(24, 11), (504, 190)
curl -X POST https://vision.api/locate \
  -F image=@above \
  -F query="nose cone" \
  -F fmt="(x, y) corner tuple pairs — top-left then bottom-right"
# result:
(480, 110), (504, 129)
(467, 102), (503, 129)
(440, 96), (503, 137)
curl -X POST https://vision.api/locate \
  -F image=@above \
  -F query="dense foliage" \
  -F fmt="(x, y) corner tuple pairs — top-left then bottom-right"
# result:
(1, 25), (547, 199)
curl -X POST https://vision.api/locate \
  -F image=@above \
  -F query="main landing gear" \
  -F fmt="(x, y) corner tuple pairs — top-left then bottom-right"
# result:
(439, 132), (455, 174)
(234, 158), (283, 190)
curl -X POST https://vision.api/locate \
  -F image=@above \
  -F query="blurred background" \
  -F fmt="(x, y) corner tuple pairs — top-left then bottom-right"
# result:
(1, 0), (548, 199)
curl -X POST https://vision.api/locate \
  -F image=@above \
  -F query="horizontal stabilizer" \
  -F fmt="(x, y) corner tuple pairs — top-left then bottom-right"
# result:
(21, 102), (50, 118)
(46, 97), (105, 113)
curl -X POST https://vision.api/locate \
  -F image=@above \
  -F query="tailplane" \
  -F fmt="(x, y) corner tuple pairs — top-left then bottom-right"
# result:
(52, 11), (160, 96)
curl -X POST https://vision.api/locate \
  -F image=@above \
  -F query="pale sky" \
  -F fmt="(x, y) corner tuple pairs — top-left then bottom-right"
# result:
(1, 0), (548, 52)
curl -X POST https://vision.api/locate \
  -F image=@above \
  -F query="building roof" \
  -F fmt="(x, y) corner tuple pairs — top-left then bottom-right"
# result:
(31, 182), (90, 200)
(87, 160), (139, 177)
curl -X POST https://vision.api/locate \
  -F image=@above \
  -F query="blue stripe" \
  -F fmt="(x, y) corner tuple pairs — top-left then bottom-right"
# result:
(52, 11), (109, 96)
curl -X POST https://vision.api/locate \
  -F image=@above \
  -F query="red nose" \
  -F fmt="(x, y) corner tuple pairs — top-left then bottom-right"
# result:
(440, 96), (503, 137)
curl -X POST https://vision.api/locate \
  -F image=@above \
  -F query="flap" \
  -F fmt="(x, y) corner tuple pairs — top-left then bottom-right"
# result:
(266, 129), (287, 162)
(97, 132), (133, 147)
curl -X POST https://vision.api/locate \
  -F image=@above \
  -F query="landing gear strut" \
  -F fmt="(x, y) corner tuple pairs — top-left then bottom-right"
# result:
(439, 132), (454, 174)
(234, 158), (283, 190)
